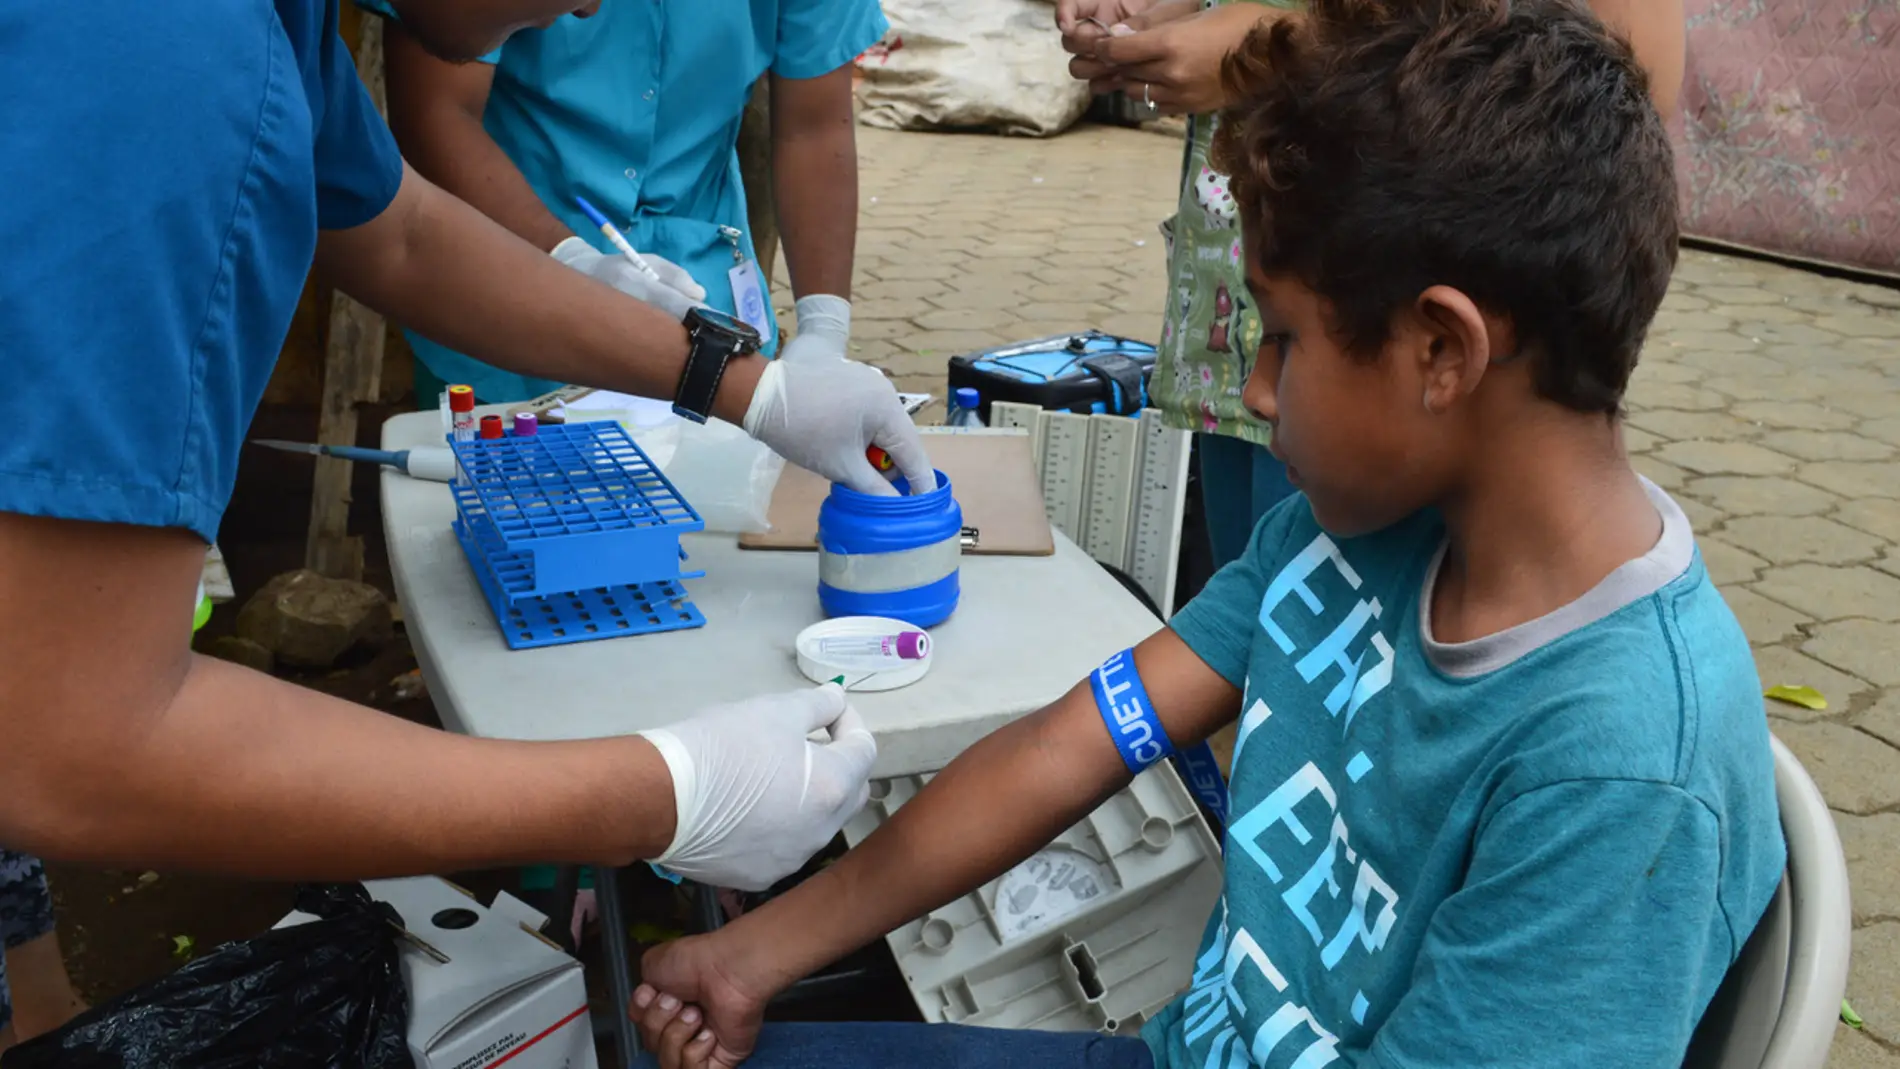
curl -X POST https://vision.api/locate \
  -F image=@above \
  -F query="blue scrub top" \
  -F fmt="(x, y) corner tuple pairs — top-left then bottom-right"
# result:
(362, 0), (888, 402)
(0, 0), (404, 543)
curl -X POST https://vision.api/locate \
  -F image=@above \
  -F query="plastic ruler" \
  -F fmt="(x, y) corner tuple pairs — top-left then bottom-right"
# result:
(1125, 410), (1192, 617)
(1039, 413), (1092, 540)
(988, 401), (1046, 464)
(972, 402), (1191, 616)
(1080, 415), (1140, 571)
(917, 426), (1031, 439)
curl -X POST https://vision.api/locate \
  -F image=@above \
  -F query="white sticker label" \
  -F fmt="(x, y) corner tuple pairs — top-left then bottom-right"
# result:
(994, 847), (1115, 942)
(728, 259), (773, 337)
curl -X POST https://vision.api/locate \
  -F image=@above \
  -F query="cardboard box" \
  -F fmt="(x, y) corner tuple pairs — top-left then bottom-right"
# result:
(278, 877), (597, 1069)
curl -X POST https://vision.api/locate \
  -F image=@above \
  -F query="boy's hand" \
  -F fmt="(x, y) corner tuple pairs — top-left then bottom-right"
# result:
(633, 934), (774, 1068)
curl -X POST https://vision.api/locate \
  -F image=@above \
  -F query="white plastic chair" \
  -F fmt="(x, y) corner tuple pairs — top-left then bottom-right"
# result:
(1682, 732), (1853, 1069)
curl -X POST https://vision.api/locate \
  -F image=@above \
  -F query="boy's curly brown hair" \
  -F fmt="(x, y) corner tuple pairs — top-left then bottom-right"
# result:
(1211, 0), (1677, 415)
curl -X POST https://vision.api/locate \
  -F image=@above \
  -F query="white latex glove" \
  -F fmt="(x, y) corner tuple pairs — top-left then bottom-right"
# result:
(636, 683), (877, 892)
(551, 235), (706, 321)
(743, 357), (935, 496)
(779, 294), (852, 364)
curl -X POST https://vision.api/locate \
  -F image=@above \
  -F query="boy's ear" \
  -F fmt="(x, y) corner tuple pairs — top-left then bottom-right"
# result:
(1410, 285), (1494, 415)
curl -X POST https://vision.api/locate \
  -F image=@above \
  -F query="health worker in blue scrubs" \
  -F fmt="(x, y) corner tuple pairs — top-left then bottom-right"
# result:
(367, 0), (881, 405)
(0, 0), (909, 907)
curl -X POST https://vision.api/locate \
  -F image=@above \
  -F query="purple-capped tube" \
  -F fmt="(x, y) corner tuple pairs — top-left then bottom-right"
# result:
(815, 631), (930, 662)
(514, 412), (539, 437)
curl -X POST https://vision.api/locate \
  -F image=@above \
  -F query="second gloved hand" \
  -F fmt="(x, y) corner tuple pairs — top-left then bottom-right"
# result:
(636, 684), (876, 892)
(778, 294), (852, 364)
(551, 235), (706, 322)
(743, 356), (935, 496)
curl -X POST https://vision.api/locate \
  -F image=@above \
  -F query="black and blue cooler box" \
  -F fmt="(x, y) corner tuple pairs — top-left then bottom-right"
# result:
(946, 330), (1157, 421)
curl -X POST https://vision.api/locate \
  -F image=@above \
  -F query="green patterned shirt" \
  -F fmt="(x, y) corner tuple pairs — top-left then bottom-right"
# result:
(1150, 0), (1301, 445)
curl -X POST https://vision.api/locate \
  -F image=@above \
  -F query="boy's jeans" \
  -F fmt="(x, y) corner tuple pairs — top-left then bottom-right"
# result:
(636, 1022), (1155, 1069)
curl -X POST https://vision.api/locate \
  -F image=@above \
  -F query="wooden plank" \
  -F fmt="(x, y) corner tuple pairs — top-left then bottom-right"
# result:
(305, 19), (388, 581)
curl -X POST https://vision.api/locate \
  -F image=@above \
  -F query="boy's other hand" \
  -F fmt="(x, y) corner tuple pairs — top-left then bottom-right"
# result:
(634, 935), (772, 1068)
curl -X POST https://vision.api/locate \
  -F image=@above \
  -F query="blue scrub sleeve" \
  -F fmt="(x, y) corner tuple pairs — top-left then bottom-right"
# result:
(772, 0), (890, 79)
(1367, 779), (1733, 1069)
(316, 3), (406, 227)
(352, 1), (505, 64)
(0, 1), (404, 541)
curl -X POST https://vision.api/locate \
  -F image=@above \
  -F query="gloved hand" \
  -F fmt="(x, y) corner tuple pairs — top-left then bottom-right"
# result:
(778, 294), (852, 364)
(636, 684), (876, 892)
(743, 357), (935, 496)
(551, 235), (706, 321)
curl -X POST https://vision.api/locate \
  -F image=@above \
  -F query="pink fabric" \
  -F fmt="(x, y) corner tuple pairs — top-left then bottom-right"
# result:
(1675, 0), (1900, 272)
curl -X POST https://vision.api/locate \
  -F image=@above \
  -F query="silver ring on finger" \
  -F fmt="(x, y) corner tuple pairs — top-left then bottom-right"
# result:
(1142, 82), (1158, 115)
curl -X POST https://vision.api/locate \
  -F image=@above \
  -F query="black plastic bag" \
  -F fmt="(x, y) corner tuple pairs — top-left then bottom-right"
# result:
(2, 883), (410, 1069)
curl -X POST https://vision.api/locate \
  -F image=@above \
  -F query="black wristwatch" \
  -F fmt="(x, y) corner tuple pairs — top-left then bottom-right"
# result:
(671, 307), (762, 424)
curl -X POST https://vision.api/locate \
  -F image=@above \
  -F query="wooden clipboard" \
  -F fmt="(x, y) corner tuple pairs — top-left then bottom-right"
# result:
(739, 431), (1056, 556)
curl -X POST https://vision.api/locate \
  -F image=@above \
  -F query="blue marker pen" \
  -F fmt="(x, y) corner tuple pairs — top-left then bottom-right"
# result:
(574, 195), (663, 285)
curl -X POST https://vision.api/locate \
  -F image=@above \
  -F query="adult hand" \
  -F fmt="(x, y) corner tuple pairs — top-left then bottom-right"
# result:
(637, 684), (875, 892)
(742, 355), (935, 496)
(1056, 0), (1163, 56)
(551, 235), (707, 322)
(1070, 2), (1278, 116)
(632, 933), (773, 1069)
(778, 294), (852, 365)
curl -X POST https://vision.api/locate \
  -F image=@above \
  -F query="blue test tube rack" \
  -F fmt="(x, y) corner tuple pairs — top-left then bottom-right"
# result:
(448, 421), (708, 650)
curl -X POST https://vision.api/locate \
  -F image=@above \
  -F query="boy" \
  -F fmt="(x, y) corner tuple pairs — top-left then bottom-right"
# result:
(628, 0), (1786, 1066)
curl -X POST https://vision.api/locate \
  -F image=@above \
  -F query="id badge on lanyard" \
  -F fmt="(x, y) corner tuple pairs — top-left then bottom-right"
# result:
(721, 225), (774, 338)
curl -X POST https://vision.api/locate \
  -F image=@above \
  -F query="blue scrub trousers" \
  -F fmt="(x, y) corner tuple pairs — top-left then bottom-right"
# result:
(638, 1022), (1154, 1069)
(1196, 433), (1298, 571)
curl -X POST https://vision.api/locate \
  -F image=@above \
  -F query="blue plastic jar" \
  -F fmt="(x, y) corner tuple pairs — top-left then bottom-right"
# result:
(817, 471), (963, 627)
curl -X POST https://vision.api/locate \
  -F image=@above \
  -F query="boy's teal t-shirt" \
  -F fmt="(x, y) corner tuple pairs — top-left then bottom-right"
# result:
(1145, 480), (1785, 1068)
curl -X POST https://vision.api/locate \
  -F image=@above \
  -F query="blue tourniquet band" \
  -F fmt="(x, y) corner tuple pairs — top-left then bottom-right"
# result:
(1171, 743), (1230, 832)
(1090, 648), (1174, 773)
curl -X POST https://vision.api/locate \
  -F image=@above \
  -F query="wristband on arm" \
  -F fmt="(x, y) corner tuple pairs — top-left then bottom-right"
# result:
(1090, 648), (1232, 834)
(1090, 648), (1174, 773)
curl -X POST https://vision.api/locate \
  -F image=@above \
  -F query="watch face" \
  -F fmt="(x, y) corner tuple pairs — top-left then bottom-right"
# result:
(687, 306), (762, 347)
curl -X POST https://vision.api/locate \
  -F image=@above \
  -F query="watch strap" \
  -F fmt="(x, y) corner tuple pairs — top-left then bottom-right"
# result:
(673, 318), (737, 424)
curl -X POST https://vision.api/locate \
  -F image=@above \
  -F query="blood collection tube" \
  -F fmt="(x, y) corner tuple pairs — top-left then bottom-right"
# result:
(514, 412), (539, 437)
(816, 632), (929, 662)
(479, 414), (505, 439)
(449, 385), (476, 443)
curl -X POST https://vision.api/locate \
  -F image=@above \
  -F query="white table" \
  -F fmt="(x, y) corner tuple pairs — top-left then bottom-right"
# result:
(379, 409), (1163, 1066)
(379, 410), (1162, 778)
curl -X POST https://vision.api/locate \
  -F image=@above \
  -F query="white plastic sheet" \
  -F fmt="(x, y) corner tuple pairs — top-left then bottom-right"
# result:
(855, 0), (1089, 138)
(563, 396), (784, 535)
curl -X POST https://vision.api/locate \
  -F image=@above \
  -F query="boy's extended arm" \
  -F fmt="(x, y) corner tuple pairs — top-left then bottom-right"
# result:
(638, 628), (1241, 1061)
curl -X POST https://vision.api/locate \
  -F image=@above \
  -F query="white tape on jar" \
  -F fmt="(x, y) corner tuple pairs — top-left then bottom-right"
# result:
(819, 535), (962, 594)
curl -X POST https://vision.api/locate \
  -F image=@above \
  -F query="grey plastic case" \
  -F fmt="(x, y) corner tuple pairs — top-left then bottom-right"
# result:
(841, 762), (1223, 1036)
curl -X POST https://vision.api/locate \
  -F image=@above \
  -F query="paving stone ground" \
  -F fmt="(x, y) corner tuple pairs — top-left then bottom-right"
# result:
(810, 123), (1900, 1064)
